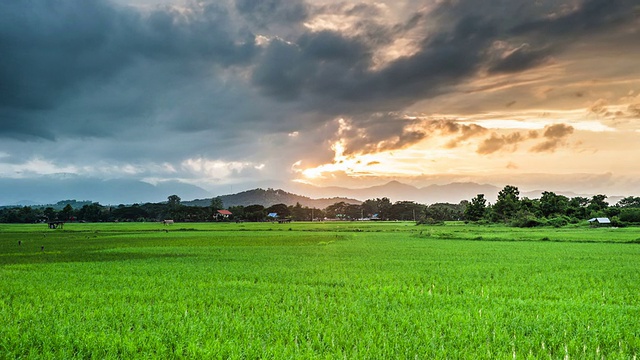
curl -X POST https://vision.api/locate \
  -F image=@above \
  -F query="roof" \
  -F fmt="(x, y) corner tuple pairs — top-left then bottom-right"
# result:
(217, 210), (232, 215)
(588, 217), (611, 223)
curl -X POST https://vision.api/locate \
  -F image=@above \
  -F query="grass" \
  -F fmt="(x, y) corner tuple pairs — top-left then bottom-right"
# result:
(1, 221), (639, 358)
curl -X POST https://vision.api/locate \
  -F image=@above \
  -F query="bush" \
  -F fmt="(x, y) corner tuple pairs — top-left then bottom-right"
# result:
(509, 213), (545, 228)
(547, 216), (570, 228)
(417, 217), (444, 225)
(619, 208), (640, 224)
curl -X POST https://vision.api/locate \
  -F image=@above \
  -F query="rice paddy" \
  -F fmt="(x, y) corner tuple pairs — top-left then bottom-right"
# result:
(1, 221), (639, 358)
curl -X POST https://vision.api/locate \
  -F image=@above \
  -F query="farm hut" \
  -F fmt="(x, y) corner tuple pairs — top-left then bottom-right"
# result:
(588, 217), (611, 227)
(215, 209), (232, 220)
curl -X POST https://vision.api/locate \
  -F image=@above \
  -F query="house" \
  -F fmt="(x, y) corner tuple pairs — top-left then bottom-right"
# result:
(588, 217), (611, 226)
(215, 210), (232, 221)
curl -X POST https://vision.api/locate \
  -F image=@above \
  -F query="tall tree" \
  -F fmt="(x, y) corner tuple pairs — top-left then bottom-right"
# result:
(492, 185), (520, 221)
(588, 194), (608, 213)
(210, 197), (223, 211)
(60, 204), (74, 221)
(464, 194), (487, 221)
(167, 195), (181, 209)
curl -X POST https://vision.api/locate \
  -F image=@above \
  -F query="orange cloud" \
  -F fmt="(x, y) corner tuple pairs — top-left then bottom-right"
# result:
(529, 123), (574, 152)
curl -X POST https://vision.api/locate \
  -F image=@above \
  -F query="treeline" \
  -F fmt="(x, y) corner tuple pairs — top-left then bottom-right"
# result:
(1, 186), (640, 226)
(462, 185), (640, 227)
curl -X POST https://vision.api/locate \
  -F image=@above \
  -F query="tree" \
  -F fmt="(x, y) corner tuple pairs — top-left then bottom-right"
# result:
(266, 203), (290, 218)
(361, 197), (392, 220)
(165, 195), (184, 221)
(111, 204), (149, 222)
(588, 194), (608, 213)
(290, 202), (312, 221)
(464, 194), (487, 221)
(424, 203), (464, 222)
(60, 204), (74, 221)
(167, 195), (181, 208)
(617, 196), (640, 208)
(244, 204), (265, 221)
(78, 203), (104, 222)
(566, 196), (589, 219)
(389, 201), (424, 221)
(492, 185), (520, 221)
(43, 207), (57, 221)
(325, 202), (353, 219)
(539, 191), (568, 217)
(210, 197), (223, 211)
(228, 205), (245, 220)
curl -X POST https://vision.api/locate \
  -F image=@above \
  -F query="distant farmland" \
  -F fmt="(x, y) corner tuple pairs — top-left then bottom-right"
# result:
(1, 222), (638, 358)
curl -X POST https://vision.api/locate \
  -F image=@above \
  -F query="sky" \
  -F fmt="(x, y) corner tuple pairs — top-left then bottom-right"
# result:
(1, 0), (640, 202)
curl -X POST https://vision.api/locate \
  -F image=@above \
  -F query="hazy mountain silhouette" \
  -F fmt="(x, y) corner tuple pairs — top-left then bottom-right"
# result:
(0, 176), (211, 206)
(288, 181), (502, 204)
(1, 176), (624, 208)
(186, 188), (361, 208)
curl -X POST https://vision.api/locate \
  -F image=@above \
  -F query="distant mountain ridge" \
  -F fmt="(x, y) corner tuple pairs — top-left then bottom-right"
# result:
(288, 181), (502, 204)
(0, 176), (211, 206)
(185, 188), (362, 208)
(1, 176), (626, 208)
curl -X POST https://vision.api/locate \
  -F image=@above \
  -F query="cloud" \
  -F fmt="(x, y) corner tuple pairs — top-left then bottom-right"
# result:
(477, 132), (527, 154)
(530, 124), (575, 152)
(443, 123), (489, 148)
(333, 117), (491, 156)
(476, 124), (574, 154)
(487, 43), (552, 74)
(235, 0), (308, 29)
(332, 114), (427, 156)
(0, 0), (638, 198)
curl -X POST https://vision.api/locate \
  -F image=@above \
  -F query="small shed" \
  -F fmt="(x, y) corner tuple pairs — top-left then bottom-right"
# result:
(588, 217), (611, 226)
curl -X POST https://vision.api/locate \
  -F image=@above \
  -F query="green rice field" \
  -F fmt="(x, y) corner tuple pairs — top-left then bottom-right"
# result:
(1, 221), (639, 359)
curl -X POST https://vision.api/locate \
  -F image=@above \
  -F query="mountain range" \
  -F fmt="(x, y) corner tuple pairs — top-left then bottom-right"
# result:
(189, 181), (626, 208)
(185, 188), (361, 209)
(0, 175), (625, 208)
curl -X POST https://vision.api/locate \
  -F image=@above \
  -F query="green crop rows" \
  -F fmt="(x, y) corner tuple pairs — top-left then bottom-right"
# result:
(1, 222), (639, 359)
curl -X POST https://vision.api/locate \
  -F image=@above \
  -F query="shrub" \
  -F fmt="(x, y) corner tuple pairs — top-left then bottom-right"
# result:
(510, 215), (545, 228)
(547, 216), (570, 228)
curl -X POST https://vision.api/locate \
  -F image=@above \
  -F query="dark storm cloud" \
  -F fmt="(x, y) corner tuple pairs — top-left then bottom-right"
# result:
(252, 12), (497, 109)
(0, 0), (256, 140)
(337, 117), (489, 156)
(336, 114), (426, 155)
(235, 0), (309, 28)
(487, 44), (552, 74)
(0, 0), (638, 188)
(511, 0), (635, 38)
(249, 0), (638, 130)
(252, 31), (370, 101)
